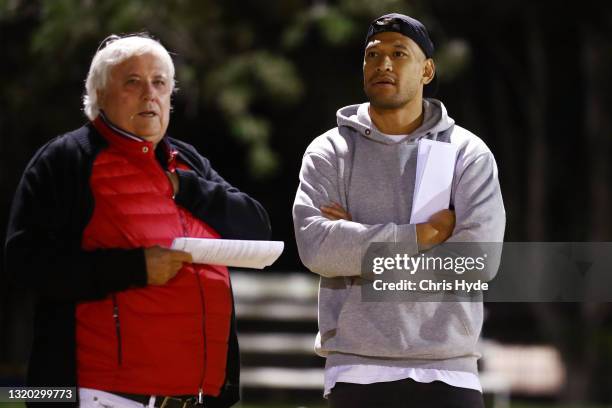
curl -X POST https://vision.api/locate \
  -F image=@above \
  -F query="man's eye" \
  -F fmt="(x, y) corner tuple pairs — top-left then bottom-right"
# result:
(367, 51), (378, 58)
(154, 80), (166, 86)
(126, 78), (139, 85)
(394, 51), (406, 57)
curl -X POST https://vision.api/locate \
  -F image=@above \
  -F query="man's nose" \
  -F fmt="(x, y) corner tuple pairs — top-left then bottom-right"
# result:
(142, 81), (156, 100)
(376, 55), (393, 72)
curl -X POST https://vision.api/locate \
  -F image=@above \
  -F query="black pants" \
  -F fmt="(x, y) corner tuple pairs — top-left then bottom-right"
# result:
(328, 378), (485, 408)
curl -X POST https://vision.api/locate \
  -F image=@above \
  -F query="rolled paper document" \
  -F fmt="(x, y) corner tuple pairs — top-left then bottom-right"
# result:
(171, 238), (284, 269)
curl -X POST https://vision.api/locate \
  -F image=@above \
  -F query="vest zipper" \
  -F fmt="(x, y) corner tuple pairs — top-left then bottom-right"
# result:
(196, 274), (207, 404)
(155, 153), (206, 394)
(164, 144), (207, 399)
(177, 208), (207, 400)
(112, 294), (122, 365)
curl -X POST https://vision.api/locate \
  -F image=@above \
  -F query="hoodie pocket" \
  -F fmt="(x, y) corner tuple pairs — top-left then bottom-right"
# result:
(333, 294), (483, 359)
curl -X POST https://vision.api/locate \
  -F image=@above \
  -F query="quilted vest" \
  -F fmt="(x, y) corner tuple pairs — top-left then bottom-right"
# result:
(75, 116), (232, 396)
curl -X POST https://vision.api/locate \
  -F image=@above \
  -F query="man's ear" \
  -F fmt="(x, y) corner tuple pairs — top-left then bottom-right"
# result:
(423, 59), (435, 85)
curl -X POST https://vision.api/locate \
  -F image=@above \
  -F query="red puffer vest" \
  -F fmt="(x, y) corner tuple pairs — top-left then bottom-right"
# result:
(75, 116), (231, 396)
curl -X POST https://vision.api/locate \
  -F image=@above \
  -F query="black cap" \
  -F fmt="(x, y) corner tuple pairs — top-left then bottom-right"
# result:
(365, 13), (438, 97)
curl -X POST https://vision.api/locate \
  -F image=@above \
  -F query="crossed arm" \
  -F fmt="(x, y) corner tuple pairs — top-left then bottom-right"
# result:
(321, 202), (456, 249)
(292, 149), (505, 279)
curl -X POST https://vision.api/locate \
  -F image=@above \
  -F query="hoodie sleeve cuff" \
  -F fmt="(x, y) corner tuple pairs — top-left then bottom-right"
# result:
(395, 223), (420, 256)
(92, 248), (148, 293)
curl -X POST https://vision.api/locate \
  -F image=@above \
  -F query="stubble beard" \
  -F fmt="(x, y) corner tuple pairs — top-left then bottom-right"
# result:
(365, 84), (416, 111)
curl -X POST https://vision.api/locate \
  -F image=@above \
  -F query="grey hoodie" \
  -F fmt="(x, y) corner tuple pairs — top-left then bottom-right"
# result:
(292, 99), (505, 374)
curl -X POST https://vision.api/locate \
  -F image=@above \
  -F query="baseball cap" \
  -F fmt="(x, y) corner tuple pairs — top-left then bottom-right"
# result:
(365, 13), (438, 97)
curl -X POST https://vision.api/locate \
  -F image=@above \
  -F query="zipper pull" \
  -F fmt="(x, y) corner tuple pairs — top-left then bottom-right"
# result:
(198, 388), (204, 405)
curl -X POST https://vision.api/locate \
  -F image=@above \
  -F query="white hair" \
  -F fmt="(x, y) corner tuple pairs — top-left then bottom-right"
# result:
(83, 34), (176, 120)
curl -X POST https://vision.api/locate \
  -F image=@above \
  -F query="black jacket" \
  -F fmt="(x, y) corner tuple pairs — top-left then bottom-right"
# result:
(5, 123), (271, 407)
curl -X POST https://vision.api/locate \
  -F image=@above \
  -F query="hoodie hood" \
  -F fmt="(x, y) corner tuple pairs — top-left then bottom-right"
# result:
(336, 98), (455, 144)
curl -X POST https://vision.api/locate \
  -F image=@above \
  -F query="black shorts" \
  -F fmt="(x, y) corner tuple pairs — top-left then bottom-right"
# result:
(328, 378), (485, 408)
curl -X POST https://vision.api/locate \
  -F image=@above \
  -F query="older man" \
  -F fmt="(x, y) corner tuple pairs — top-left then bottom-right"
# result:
(5, 34), (270, 407)
(293, 14), (505, 407)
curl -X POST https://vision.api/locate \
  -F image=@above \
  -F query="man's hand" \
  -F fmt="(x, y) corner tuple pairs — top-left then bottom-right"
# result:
(416, 209), (455, 249)
(321, 202), (352, 221)
(166, 171), (179, 197)
(145, 246), (193, 285)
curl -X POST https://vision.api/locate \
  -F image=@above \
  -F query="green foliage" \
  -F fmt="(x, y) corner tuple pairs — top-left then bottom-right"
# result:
(0, 0), (20, 19)
(339, 0), (410, 17)
(202, 50), (301, 177)
(316, 6), (357, 46)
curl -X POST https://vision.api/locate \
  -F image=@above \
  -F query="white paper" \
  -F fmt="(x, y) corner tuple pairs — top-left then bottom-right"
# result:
(414, 142), (431, 199)
(410, 139), (458, 224)
(171, 238), (284, 269)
